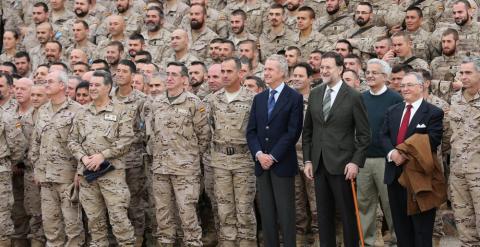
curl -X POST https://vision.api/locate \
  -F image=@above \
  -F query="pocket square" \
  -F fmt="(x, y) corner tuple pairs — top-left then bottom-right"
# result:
(416, 123), (426, 128)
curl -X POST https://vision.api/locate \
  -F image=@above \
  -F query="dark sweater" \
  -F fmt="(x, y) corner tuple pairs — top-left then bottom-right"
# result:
(362, 88), (403, 157)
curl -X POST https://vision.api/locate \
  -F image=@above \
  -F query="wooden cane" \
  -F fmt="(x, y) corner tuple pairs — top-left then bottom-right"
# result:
(351, 179), (365, 247)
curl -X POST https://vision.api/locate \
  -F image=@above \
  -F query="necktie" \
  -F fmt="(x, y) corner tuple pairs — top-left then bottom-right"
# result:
(396, 104), (413, 145)
(268, 89), (277, 119)
(323, 88), (333, 120)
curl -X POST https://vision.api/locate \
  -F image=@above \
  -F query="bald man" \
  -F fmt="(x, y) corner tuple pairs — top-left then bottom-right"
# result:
(96, 15), (127, 55)
(162, 29), (199, 70)
(30, 22), (55, 69)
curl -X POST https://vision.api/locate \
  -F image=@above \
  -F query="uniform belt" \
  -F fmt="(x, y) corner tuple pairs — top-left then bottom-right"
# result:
(213, 144), (249, 155)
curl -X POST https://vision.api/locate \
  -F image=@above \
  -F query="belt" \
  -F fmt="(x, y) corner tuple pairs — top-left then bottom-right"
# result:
(213, 144), (249, 155)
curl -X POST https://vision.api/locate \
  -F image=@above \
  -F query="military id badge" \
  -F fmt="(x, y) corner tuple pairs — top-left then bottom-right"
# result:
(105, 114), (117, 122)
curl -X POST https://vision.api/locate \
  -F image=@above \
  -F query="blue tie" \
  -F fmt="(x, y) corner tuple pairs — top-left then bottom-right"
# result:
(268, 89), (277, 119)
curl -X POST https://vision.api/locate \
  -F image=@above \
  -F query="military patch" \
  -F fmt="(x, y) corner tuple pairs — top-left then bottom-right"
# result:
(15, 122), (21, 129)
(105, 114), (117, 122)
(199, 107), (205, 113)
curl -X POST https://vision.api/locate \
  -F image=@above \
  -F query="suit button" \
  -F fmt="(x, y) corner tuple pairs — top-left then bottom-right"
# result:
(265, 138), (269, 142)
(265, 126), (269, 130)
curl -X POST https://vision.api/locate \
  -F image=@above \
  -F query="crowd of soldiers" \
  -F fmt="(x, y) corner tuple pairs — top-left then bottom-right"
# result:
(0, 0), (479, 246)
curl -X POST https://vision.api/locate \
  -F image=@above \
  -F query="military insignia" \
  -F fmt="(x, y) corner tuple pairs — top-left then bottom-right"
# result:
(55, 32), (62, 40)
(199, 107), (205, 113)
(105, 114), (117, 121)
(15, 122), (21, 129)
(437, 6), (444, 11)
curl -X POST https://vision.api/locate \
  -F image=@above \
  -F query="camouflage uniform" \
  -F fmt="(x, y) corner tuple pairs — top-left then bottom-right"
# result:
(141, 29), (172, 66)
(96, 38), (127, 61)
(29, 45), (48, 72)
(68, 100), (136, 246)
(63, 15), (101, 47)
(436, 0), (478, 30)
(65, 41), (99, 62)
(448, 89), (480, 246)
(207, 87), (256, 244)
(294, 96), (318, 243)
(163, 1), (190, 32)
(144, 91), (210, 246)
(224, 1), (268, 38)
(430, 54), (463, 103)
(189, 27), (219, 61)
(227, 32), (258, 47)
(253, 63), (264, 79)
(21, 24), (39, 52)
(340, 24), (387, 60)
(406, 28), (434, 62)
(315, 10), (355, 44)
(111, 88), (148, 241)
(2, 0), (23, 30)
(285, 13), (297, 31)
(50, 10), (75, 46)
(0, 109), (26, 244)
(29, 99), (85, 247)
(408, 0), (444, 32)
(294, 31), (331, 61)
(383, 2), (407, 30)
(116, 8), (144, 38)
(161, 53), (200, 73)
(389, 55), (430, 72)
(432, 22), (480, 58)
(307, 0), (326, 20)
(181, 8), (228, 38)
(258, 26), (295, 63)
(0, 53), (14, 63)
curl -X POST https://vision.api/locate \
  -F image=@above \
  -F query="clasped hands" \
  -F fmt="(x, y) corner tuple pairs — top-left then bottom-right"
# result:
(257, 152), (275, 170)
(391, 149), (408, 166)
(303, 162), (359, 181)
(81, 153), (105, 171)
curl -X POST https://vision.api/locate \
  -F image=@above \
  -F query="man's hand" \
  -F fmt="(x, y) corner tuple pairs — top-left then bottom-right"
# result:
(391, 149), (406, 166)
(258, 153), (274, 170)
(85, 153), (105, 171)
(382, 50), (396, 62)
(304, 162), (314, 180)
(344, 163), (359, 180)
(452, 80), (463, 91)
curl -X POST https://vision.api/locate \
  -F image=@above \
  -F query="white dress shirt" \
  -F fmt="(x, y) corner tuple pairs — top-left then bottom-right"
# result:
(324, 80), (343, 107)
(269, 82), (285, 103)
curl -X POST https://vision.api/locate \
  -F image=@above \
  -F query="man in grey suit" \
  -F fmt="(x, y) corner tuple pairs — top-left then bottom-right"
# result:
(303, 52), (371, 247)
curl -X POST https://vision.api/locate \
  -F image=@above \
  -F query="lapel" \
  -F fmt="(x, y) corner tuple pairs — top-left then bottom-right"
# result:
(392, 102), (405, 142)
(325, 82), (348, 123)
(406, 100), (428, 137)
(267, 84), (291, 123)
(317, 84), (327, 122)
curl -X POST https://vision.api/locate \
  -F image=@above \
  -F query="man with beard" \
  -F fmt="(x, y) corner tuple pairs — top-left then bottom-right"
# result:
(239, 40), (263, 78)
(105, 41), (124, 75)
(259, 4), (295, 62)
(284, 0), (301, 30)
(188, 61), (210, 100)
(403, 7), (434, 62)
(285, 46), (301, 78)
(65, 20), (97, 61)
(127, 34), (146, 60)
(308, 50), (323, 87)
(341, 2), (387, 61)
(163, 0), (190, 30)
(224, 0), (269, 38)
(112, 0), (143, 37)
(63, 0), (100, 48)
(227, 9), (257, 47)
(430, 29), (464, 103)
(14, 52), (32, 78)
(141, 7), (172, 65)
(188, 4), (219, 61)
(97, 15), (127, 56)
(218, 40), (235, 62)
(207, 38), (223, 66)
(49, 0), (74, 40)
(22, 2), (49, 50)
(44, 41), (63, 65)
(294, 6), (330, 61)
(316, 0), (354, 44)
(30, 22), (54, 70)
(163, 29), (199, 71)
(181, 0), (228, 38)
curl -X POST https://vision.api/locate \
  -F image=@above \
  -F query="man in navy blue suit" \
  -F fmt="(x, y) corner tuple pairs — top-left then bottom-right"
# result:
(246, 54), (304, 247)
(381, 72), (444, 247)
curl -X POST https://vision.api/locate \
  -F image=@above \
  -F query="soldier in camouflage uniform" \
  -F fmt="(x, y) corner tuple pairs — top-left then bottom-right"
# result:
(49, 0), (74, 44)
(430, 29), (464, 103)
(294, 6), (330, 61)
(112, 0), (144, 37)
(180, 0), (228, 38)
(96, 15), (128, 54)
(163, 0), (190, 32)
(188, 4), (219, 61)
(144, 62), (210, 247)
(61, 0), (101, 47)
(227, 9), (258, 47)
(259, 4), (295, 63)
(111, 60), (148, 247)
(315, 0), (354, 45)
(30, 71), (85, 247)
(21, 2), (49, 51)
(385, 31), (430, 71)
(207, 58), (256, 247)
(404, 6), (435, 62)
(30, 22), (54, 71)
(162, 29), (200, 71)
(407, 0), (444, 32)
(224, 0), (268, 38)
(188, 61), (210, 100)
(448, 57), (480, 247)
(141, 7), (172, 66)
(68, 70), (136, 246)
(65, 20), (98, 61)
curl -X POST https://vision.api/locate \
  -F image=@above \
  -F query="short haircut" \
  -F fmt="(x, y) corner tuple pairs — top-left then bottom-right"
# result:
(238, 39), (256, 50)
(129, 33), (145, 44)
(74, 19), (89, 29)
(167, 62), (189, 77)
(221, 39), (235, 51)
(210, 38), (224, 45)
(245, 75), (266, 90)
(4, 29), (20, 40)
(51, 62), (69, 72)
(367, 58), (392, 76)
(231, 9), (247, 20)
(336, 39), (353, 53)
(222, 57), (242, 71)
(442, 28), (459, 40)
(376, 36), (392, 44)
(147, 6), (164, 18)
(135, 50), (152, 63)
(298, 6), (315, 19)
(406, 6), (423, 18)
(344, 54), (362, 64)
(391, 31), (411, 42)
(46, 40), (63, 52)
(73, 62), (90, 70)
(310, 50), (323, 56)
(55, 71), (69, 87)
(190, 61), (208, 72)
(33, 2), (48, 12)
(462, 56), (480, 72)
(14, 51), (30, 62)
(286, 46), (301, 56)
(343, 69), (359, 80)
(118, 59), (136, 73)
(454, 0), (471, 9)
(0, 73), (13, 86)
(293, 62), (314, 77)
(391, 64), (413, 74)
(91, 59), (110, 70)
(75, 80), (89, 92)
(2, 62), (17, 74)
(92, 70), (113, 86)
(404, 71), (425, 85)
(266, 54), (288, 77)
(270, 3), (284, 13)
(415, 68), (432, 81)
(322, 52), (344, 67)
(108, 41), (124, 52)
(191, 3), (207, 15)
(357, 2), (373, 13)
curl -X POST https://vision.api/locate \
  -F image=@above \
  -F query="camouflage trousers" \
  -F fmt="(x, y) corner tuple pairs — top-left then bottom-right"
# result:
(12, 171), (29, 241)
(23, 169), (44, 242)
(0, 171), (14, 241)
(152, 174), (202, 246)
(294, 169), (318, 235)
(203, 164), (219, 230)
(450, 172), (480, 246)
(357, 158), (395, 246)
(79, 169), (135, 247)
(40, 182), (85, 247)
(212, 167), (256, 241)
(126, 166), (147, 237)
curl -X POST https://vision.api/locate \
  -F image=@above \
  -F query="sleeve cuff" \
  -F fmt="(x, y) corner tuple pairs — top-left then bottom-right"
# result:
(101, 149), (113, 160)
(387, 149), (395, 162)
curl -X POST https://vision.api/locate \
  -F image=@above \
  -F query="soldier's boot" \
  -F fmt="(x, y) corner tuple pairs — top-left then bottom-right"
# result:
(312, 234), (320, 247)
(0, 239), (11, 247)
(11, 239), (28, 247)
(238, 239), (256, 247)
(295, 234), (305, 247)
(218, 240), (235, 247)
(30, 239), (45, 247)
(134, 236), (144, 247)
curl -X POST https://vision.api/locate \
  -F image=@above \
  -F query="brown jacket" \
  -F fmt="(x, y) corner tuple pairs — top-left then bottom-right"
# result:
(397, 134), (447, 215)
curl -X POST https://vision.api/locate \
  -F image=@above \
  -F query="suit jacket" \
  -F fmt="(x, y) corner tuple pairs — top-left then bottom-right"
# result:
(302, 81), (371, 175)
(246, 84), (304, 177)
(381, 100), (444, 185)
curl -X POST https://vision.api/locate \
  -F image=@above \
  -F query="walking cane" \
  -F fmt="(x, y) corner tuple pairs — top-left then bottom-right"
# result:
(351, 179), (365, 247)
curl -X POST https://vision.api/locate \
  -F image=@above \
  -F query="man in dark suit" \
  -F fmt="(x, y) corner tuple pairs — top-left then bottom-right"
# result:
(303, 52), (371, 247)
(246, 54), (304, 247)
(381, 72), (443, 247)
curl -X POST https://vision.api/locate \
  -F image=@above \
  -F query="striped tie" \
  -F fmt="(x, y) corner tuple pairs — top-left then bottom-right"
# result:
(323, 88), (333, 120)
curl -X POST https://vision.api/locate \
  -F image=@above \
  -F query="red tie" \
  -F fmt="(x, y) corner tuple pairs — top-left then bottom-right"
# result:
(396, 104), (413, 145)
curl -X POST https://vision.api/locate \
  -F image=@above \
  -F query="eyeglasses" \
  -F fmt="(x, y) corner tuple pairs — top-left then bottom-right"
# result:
(399, 83), (422, 88)
(365, 71), (384, 76)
